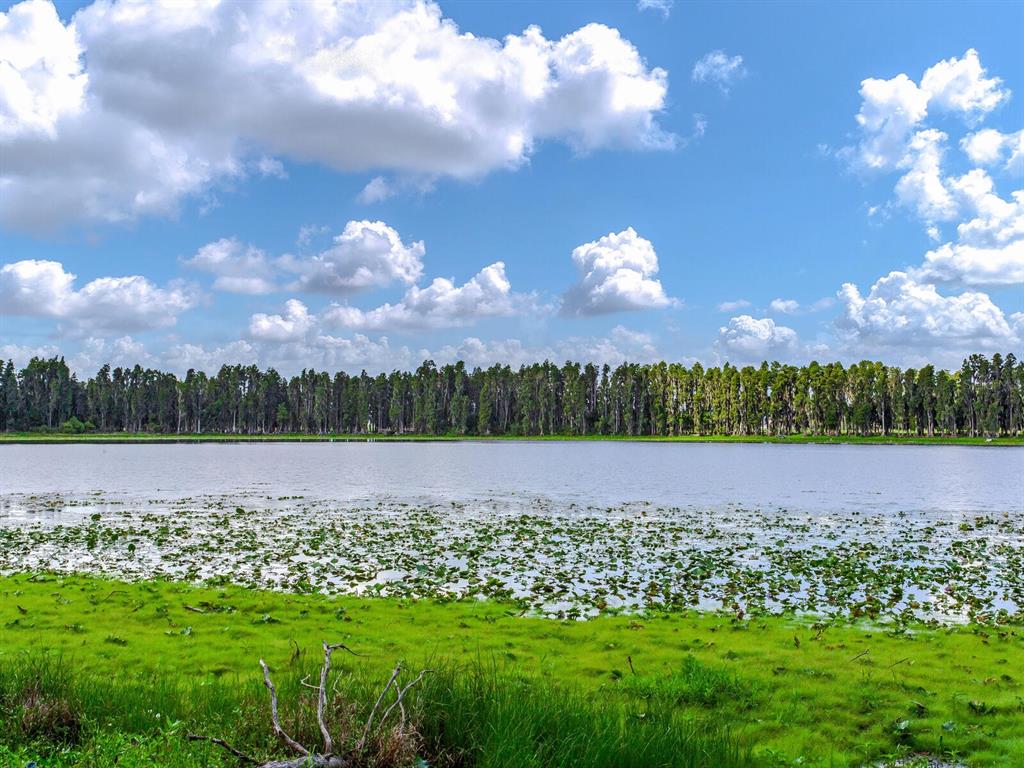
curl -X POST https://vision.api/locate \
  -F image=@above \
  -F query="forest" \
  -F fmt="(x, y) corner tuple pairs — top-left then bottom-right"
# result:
(1, 352), (1021, 438)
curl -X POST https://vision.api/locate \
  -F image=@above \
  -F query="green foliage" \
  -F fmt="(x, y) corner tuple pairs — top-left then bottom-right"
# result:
(1, 353), (1021, 437)
(1, 575), (1022, 766)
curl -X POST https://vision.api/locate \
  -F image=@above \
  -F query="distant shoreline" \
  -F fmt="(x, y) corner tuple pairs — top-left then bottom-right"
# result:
(1, 432), (1020, 446)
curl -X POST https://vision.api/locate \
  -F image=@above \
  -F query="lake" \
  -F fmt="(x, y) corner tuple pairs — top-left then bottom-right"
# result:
(2, 442), (1021, 622)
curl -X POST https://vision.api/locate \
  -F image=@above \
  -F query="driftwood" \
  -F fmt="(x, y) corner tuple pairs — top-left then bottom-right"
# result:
(189, 641), (429, 768)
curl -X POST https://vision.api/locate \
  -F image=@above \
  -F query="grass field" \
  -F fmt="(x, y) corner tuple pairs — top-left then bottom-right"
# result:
(2, 574), (1022, 767)
(0, 431), (1021, 446)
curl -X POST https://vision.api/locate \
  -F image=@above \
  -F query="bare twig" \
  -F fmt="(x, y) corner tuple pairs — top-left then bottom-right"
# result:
(380, 669), (431, 728)
(259, 659), (309, 757)
(357, 663), (403, 750)
(186, 732), (257, 764)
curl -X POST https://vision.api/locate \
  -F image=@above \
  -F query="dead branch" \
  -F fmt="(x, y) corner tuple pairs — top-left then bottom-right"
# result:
(259, 658), (309, 757)
(357, 662), (403, 751)
(380, 669), (432, 728)
(186, 732), (257, 764)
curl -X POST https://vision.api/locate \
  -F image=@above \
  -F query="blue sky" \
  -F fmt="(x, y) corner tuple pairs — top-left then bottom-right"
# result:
(1, 0), (1021, 375)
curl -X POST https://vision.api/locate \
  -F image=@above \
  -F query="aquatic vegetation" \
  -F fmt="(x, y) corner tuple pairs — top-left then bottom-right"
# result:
(1, 492), (1020, 624)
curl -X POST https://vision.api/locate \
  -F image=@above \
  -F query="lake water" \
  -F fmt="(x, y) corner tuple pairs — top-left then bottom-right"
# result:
(1, 442), (1021, 622)
(1, 441), (1020, 513)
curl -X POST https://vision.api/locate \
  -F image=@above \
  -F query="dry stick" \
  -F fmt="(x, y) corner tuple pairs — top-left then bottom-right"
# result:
(185, 733), (257, 764)
(259, 659), (309, 757)
(357, 663), (403, 750)
(317, 642), (335, 755)
(380, 669), (432, 728)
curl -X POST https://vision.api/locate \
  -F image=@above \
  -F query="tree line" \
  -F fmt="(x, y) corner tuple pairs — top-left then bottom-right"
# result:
(0, 353), (1020, 438)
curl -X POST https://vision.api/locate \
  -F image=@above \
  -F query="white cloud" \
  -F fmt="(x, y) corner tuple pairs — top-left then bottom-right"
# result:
(892, 129), (959, 223)
(0, 0), (673, 231)
(717, 315), (800, 361)
(69, 335), (156, 373)
(0, 342), (61, 367)
(0, 259), (196, 333)
(911, 180), (1024, 286)
(850, 49), (1010, 176)
(920, 48), (1010, 120)
(183, 237), (276, 294)
(322, 262), (535, 332)
(0, 0), (86, 139)
(717, 299), (750, 312)
(280, 220), (425, 296)
(636, 0), (673, 19)
(435, 325), (661, 368)
(248, 299), (315, 342)
(691, 50), (746, 93)
(357, 176), (394, 204)
(961, 128), (1024, 172)
(769, 298), (800, 314)
(836, 271), (1019, 353)
(162, 340), (259, 375)
(853, 74), (930, 170)
(561, 227), (674, 316)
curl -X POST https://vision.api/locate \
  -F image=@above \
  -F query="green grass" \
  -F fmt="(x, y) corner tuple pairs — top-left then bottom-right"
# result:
(2, 574), (1023, 766)
(1, 431), (1021, 445)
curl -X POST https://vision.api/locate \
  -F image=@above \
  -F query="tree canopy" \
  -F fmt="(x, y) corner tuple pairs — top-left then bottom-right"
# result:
(1, 353), (1020, 437)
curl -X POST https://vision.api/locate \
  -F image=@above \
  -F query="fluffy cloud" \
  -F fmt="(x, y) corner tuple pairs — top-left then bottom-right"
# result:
(183, 238), (276, 294)
(717, 315), (800, 361)
(919, 49), (1010, 119)
(691, 50), (746, 93)
(322, 262), (534, 332)
(280, 220), (425, 296)
(0, 342), (60, 367)
(892, 129), (958, 223)
(961, 128), (1024, 172)
(850, 49), (1009, 176)
(0, 259), (196, 333)
(435, 325), (661, 369)
(561, 227), (674, 316)
(0, 0), (673, 231)
(248, 299), (315, 342)
(769, 298), (800, 314)
(0, 0), (86, 138)
(836, 272), (1019, 353)
(911, 174), (1024, 285)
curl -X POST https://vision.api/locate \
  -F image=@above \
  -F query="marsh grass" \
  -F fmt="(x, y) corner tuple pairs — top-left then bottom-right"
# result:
(0, 655), (744, 768)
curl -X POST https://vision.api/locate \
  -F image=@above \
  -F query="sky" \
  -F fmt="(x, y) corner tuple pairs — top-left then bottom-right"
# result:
(1, 0), (1022, 377)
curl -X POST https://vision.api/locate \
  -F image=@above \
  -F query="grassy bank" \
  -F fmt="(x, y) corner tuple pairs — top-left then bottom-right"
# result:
(0, 431), (1021, 445)
(2, 574), (1022, 766)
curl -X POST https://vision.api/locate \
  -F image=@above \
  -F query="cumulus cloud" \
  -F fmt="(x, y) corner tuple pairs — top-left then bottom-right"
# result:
(717, 315), (800, 361)
(961, 128), (1024, 172)
(769, 298), (800, 314)
(836, 272), (1019, 355)
(322, 262), (536, 332)
(435, 325), (661, 369)
(0, 342), (61, 367)
(280, 220), (425, 296)
(919, 49), (1010, 120)
(0, 259), (196, 333)
(849, 49), (1010, 184)
(910, 173), (1024, 285)
(0, 0), (673, 231)
(248, 299), (315, 343)
(183, 238), (276, 294)
(692, 50), (746, 93)
(561, 227), (674, 316)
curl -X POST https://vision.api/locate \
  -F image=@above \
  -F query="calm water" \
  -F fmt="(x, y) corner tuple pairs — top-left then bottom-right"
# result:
(1, 441), (1020, 514)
